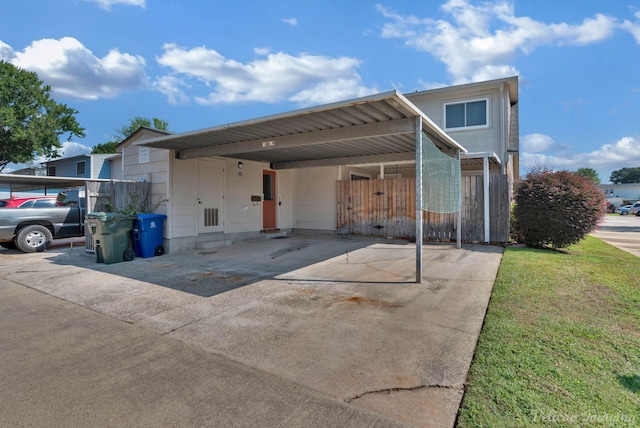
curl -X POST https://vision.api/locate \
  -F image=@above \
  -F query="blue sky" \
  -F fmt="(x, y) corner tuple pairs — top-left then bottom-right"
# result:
(1, 0), (639, 183)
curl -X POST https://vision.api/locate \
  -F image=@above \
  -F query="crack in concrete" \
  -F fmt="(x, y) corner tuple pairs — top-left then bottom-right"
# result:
(345, 383), (465, 403)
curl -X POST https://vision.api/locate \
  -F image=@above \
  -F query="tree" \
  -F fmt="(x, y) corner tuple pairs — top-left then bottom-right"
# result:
(114, 116), (169, 142)
(90, 117), (170, 154)
(574, 167), (600, 184)
(513, 168), (605, 249)
(0, 61), (85, 172)
(609, 167), (640, 184)
(90, 141), (118, 154)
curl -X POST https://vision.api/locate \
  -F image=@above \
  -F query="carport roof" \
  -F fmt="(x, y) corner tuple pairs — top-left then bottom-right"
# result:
(0, 175), (112, 193)
(140, 90), (467, 170)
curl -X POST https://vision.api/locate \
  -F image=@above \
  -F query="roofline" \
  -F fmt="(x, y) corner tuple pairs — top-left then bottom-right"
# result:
(406, 76), (519, 103)
(116, 126), (173, 150)
(141, 90), (466, 152)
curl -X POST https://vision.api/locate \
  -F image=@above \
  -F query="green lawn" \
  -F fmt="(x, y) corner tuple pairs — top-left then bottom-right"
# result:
(457, 236), (640, 427)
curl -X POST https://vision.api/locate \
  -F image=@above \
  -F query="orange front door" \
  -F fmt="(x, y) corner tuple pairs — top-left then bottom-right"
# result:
(262, 170), (276, 230)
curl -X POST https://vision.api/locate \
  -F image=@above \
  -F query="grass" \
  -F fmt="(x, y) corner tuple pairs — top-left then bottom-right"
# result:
(456, 236), (640, 427)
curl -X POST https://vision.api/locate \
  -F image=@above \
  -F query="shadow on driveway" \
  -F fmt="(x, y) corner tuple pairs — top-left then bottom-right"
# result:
(2, 234), (412, 297)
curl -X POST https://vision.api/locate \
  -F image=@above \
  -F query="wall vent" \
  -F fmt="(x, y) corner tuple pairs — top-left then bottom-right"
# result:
(204, 208), (219, 227)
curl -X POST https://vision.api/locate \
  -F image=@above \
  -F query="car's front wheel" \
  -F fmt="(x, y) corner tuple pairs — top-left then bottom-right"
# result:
(621, 211), (628, 215)
(15, 225), (53, 253)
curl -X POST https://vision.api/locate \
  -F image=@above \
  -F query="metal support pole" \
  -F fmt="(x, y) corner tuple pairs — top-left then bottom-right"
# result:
(415, 118), (423, 284)
(483, 156), (490, 244)
(456, 149), (462, 249)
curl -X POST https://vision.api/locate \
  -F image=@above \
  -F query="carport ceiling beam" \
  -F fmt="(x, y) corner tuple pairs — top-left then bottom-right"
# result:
(176, 117), (416, 160)
(271, 151), (416, 170)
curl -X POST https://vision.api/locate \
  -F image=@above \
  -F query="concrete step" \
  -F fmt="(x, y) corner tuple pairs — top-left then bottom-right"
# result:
(195, 240), (232, 250)
(260, 229), (288, 239)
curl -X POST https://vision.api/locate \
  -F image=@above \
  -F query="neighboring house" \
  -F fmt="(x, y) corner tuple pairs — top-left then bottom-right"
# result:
(600, 183), (640, 203)
(118, 77), (519, 253)
(8, 166), (47, 176)
(45, 154), (114, 179)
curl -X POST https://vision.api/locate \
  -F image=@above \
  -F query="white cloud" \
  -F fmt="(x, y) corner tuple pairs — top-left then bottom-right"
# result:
(0, 40), (15, 61)
(4, 37), (148, 100)
(83, 0), (145, 10)
(153, 75), (190, 105)
(521, 134), (640, 180)
(521, 133), (570, 153)
(621, 11), (640, 43)
(283, 18), (298, 27)
(378, 0), (618, 83)
(155, 44), (377, 105)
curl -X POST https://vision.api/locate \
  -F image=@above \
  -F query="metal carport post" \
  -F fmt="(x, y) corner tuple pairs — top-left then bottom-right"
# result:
(415, 117), (423, 284)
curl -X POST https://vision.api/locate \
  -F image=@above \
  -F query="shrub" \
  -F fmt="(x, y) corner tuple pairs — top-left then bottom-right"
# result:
(513, 168), (606, 248)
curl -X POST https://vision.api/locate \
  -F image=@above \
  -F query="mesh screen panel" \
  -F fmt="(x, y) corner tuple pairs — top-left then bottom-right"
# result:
(421, 132), (461, 213)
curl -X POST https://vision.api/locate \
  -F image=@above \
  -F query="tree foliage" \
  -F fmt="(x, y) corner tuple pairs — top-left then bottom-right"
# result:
(90, 141), (118, 154)
(513, 168), (606, 249)
(574, 167), (600, 184)
(0, 61), (85, 172)
(609, 167), (640, 184)
(114, 116), (169, 143)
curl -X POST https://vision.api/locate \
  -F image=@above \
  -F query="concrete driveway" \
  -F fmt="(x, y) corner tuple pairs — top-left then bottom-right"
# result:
(592, 214), (640, 258)
(0, 234), (503, 427)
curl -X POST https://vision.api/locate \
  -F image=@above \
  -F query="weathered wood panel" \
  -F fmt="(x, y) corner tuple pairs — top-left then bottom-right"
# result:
(85, 181), (151, 213)
(337, 175), (510, 243)
(84, 181), (152, 252)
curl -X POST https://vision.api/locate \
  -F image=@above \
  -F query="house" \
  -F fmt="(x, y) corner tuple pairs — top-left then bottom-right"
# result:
(600, 183), (640, 204)
(45, 154), (114, 180)
(117, 77), (518, 255)
(8, 165), (47, 176)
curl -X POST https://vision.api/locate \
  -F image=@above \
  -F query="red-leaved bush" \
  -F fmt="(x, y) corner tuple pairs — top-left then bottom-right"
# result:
(513, 169), (606, 248)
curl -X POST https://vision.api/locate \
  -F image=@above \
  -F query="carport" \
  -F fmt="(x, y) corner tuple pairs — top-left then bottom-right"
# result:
(0, 175), (110, 195)
(142, 90), (467, 283)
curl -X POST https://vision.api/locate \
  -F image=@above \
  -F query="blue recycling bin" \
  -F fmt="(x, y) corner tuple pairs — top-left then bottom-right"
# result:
(133, 214), (167, 258)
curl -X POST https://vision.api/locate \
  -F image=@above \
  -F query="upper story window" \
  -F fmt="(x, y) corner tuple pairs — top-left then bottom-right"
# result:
(444, 98), (488, 130)
(76, 160), (86, 176)
(48, 166), (56, 176)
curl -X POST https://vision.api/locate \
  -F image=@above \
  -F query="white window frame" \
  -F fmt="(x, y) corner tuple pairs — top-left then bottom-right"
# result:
(444, 98), (489, 131)
(76, 160), (86, 176)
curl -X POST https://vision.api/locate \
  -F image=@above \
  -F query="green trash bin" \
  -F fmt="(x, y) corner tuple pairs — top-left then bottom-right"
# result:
(86, 213), (136, 264)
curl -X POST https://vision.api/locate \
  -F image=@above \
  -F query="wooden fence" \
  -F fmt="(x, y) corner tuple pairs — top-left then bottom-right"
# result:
(85, 180), (151, 213)
(337, 175), (510, 243)
(84, 181), (152, 252)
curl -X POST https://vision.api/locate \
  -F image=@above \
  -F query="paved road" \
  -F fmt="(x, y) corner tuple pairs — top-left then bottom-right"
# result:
(591, 214), (640, 258)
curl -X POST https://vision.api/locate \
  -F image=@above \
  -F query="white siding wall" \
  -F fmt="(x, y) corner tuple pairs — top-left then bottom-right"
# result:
(277, 169), (294, 229)
(167, 157), (295, 239)
(90, 155), (112, 179)
(407, 86), (504, 157)
(224, 160), (294, 233)
(292, 166), (339, 231)
(122, 143), (170, 217)
(225, 160), (264, 234)
(110, 157), (123, 180)
(169, 157), (197, 238)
